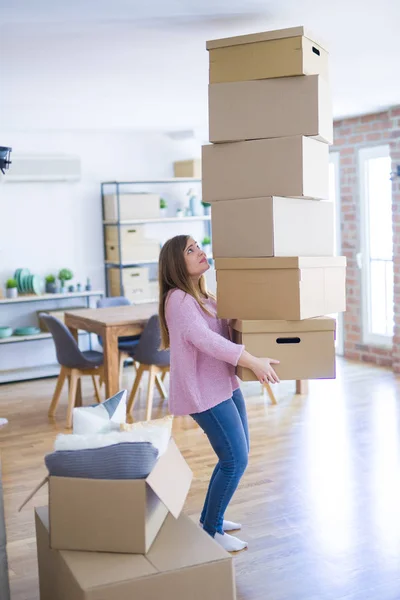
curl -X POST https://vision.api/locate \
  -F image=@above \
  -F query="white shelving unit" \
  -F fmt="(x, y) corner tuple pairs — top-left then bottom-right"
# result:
(101, 179), (211, 300)
(0, 290), (103, 383)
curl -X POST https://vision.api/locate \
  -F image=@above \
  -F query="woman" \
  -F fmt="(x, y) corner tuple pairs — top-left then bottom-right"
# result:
(159, 235), (279, 552)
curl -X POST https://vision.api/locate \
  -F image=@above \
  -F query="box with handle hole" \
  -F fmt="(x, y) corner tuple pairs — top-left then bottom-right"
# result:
(231, 317), (336, 381)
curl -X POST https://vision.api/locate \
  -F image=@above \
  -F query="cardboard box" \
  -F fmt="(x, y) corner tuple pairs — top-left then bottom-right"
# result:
(215, 257), (346, 320)
(211, 196), (334, 258)
(109, 266), (149, 298)
(208, 74), (332, 144)
(105, 224), (146, 245)
(103, 193), (160, 222)
(37, 307), (85, 331)
(45, 440), (192, 554)
(232, 317), (336, 381)
(202, 136), (329, 202)
(105, 241), (160, 264)
(36, 506), (236, 600)
(173, 159), (201, 178)
(207, 26), (329, 84)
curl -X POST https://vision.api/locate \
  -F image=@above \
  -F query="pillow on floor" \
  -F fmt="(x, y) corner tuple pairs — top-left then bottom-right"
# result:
(72, 389), (127, 434)
(45, 441), (159, 480)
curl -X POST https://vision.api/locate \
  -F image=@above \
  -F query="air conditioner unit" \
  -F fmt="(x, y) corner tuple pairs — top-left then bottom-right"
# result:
(1, 154), (81, 183)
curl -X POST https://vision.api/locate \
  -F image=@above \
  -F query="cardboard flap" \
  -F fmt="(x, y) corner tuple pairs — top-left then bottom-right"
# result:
(206, 26), (321, 49)
(146, 439), (193, 519)
(18, 476), (48, 512)
(215, 256), (346, 270)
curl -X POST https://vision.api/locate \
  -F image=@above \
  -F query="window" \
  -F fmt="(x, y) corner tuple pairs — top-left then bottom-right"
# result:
(359, 145), (393, 346)
(329, 152), (344, 355)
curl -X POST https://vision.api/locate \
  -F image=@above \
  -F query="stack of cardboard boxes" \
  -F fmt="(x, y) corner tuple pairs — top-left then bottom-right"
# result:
(203, 26), (346, 382)
(33, 440), (237, 599)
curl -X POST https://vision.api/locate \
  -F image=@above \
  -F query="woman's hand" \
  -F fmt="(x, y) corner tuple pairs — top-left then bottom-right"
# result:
(251, 357), (280, 384)
(238, 350), (280, 384)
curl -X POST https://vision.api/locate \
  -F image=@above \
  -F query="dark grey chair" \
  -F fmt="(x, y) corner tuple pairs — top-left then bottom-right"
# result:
(40, 314), (104, 428)
(126, 315), (170, 421)
(96, 296), (141, 387)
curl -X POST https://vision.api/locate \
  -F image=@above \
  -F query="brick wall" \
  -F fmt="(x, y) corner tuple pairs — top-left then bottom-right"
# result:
(332, 105), (400, 369)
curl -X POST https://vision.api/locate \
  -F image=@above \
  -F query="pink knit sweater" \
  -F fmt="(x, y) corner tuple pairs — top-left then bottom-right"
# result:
(165, 289), (244, 416)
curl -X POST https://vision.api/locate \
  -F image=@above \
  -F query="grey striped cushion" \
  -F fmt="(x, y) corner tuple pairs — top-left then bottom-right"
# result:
(45, 442), (159, 480)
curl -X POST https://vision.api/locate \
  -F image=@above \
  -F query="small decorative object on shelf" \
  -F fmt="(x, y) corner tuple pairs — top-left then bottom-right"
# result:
(45, 274), (57, 294)
(5, 279), (18, 299)
(202, 236), (212, 256)
(187, 188), (202, 216)
(160, 198), (168, 218)
(176, 207), (184, 218)
(202, 201), (211, 216)
(58, 269), (73, 293)
(85, 277), (92, 291)
(76, 282), (82, 292)
(68, 284), (75, 293)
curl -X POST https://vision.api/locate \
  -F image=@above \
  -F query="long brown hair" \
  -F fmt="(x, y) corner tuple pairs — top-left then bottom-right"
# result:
(158, 235), (214, 349)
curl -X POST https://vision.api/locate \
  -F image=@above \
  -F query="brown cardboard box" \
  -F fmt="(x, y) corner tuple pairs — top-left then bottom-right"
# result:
(232, 317), (336, 381)
(108, 266), (150, 300)
(105, 241), (160, 264)
(202, 136), (329, 202)
(36, 506), (236, 600)
(173, 159), (201, 178)
(103, 193), (160, 222)
(37, 307), (85, 331)
(207, 26), (328, 84)
(208, 74), (332, 144)
(46, 440), (192, 554)
(215, 257), (346, 320)
(211, 196), (334, 258)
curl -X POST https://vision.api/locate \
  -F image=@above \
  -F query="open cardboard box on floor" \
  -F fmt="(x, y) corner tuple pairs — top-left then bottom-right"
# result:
(36, 506), (236, 600)
(232, 317), (336, 381)
(211, 196), (334, 258)
(215, 257), (346, 320)
(202, 135), (329, 202)
(207, 26), (328, 84)
(209, 74), (332, 144)
(21, 439), (193, 554)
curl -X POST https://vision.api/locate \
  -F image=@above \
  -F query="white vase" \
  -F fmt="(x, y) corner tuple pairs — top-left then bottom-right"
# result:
(160, 208), (167, 218)
(176, 209), (184, 219)
(6, 287), (18, 299)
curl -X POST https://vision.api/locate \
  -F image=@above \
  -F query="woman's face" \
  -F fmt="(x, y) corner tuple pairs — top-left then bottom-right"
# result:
(183, 237), (210, 279)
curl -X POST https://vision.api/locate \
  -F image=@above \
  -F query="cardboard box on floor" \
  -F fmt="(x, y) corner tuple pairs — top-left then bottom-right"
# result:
(208, 74), (333, 144)
(207, 26), (329, 84)
(202, 136), (329, 202)
(36, 506), (236, 600)
(211, 196), (334, 258)
(23, 440), (192, 555)
(232, 317), (336, 381)
(215, 257), (346, 320)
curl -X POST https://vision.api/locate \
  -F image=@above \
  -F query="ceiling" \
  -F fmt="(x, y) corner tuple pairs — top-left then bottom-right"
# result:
(1, 0), (399, 133)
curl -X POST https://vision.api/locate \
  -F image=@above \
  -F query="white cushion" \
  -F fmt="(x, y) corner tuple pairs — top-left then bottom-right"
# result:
(72, 390), (127, 435)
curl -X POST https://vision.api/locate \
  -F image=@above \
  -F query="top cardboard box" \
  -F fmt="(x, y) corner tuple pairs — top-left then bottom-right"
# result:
(206, 26), (329, 84)
(23, 439), (193, 555)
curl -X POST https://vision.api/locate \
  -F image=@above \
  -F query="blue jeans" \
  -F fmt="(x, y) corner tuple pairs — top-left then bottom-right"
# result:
(190, 388), (249, 537)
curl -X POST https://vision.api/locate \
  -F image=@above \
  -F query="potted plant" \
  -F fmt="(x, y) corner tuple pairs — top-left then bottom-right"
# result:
(176, 206), (184, 218)
(6, 278), (18, 299)
(160, 198), (168, 218)
(45, 274), (57, 294)
(58, 268), (73, 293)
(202, 201), (211, 216)
(202, 236), (211, 257)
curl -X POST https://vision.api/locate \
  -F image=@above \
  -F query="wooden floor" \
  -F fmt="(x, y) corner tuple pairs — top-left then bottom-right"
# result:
(2, 358), (400, 600)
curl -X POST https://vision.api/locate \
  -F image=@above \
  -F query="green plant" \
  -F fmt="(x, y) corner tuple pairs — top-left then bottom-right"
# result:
(201, 201), (211, 208)
(6, 278), (17, 289)
(58, 269), (73, 284)
(160, 198), (167, 209)
(45, 274), (56, 284)
(202, 236), (211, 246)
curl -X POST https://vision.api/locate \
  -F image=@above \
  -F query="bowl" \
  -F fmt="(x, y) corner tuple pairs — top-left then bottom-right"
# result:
(0, 326), (13, 338)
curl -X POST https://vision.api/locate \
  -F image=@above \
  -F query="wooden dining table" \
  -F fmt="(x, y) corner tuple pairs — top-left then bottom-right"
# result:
(64, 303), (158, 398)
